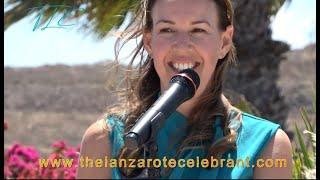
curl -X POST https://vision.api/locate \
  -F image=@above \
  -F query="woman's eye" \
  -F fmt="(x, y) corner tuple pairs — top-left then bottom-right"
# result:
(192, 28), (206, 33)
(160, 28), (174, 33)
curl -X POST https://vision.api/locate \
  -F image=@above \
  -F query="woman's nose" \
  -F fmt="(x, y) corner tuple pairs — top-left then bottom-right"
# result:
(172, 32), (193, 49)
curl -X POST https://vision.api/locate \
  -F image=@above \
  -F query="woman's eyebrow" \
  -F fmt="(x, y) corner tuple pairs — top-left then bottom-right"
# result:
(156, 19), (211, 26)
(191, 20), (211, 26)
(156, 19), (175, 25)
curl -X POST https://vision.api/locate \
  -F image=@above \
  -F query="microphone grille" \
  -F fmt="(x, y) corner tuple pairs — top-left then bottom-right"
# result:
(178, 69), (200, 89)
(170, 69), (200, 96)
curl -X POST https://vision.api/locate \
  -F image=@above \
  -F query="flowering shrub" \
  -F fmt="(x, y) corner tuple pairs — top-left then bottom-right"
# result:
(4, 121), (80, 179)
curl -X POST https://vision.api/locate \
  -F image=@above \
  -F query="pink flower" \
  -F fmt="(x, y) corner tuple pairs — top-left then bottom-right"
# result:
(48, 152), (61, 161)
(64, 168), (76, 179)
(4, 141), (80, 179)
(4, 165), (12, 178)
(64, 147), (78, 159)
(5, 143), (20, 157)
(52, 140), (67, 151)
(15, 145), (40, 162)
(7, 154), (27, 168)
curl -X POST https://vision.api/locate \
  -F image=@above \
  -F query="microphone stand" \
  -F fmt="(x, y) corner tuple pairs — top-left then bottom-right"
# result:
(127, 112), (164, 179)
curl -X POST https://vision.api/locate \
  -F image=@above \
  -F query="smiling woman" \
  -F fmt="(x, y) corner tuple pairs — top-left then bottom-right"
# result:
(142, 0), (235, 117)
(76, 0), (293, 179)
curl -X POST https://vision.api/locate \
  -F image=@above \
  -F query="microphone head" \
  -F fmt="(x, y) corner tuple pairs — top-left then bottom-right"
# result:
(179, 69), (200, 89)
(170, 69), (200, 96)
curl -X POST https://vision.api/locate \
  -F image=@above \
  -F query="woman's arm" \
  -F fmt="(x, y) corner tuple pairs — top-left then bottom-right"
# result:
(76, 120), (112, 179)
(253, 129), (293, 179)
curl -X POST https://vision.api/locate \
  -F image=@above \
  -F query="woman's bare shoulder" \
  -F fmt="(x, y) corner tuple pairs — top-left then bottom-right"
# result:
(76, 117), (112, 179)
(253, 128), (292, 179)
(82, 118), (111, 143)
(79, 116), (112, 157)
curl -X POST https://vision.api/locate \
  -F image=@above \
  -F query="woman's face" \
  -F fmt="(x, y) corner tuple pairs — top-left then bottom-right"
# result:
(144, 0), (233, 103)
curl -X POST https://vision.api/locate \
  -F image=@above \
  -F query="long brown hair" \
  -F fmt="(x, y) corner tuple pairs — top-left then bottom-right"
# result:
(103, 0), (240, 177)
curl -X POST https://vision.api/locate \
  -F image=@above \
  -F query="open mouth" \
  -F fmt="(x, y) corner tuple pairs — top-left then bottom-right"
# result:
(168, 62), (200, 72)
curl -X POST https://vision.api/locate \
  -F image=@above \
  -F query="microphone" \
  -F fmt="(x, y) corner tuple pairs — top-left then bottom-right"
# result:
(124, 69), (200, 150)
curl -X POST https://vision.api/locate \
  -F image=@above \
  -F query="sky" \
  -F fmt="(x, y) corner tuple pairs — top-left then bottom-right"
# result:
(4, 0), (316, 68)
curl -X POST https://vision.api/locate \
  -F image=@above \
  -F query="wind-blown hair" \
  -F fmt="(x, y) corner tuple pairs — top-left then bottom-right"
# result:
(102, 0), (240, 177)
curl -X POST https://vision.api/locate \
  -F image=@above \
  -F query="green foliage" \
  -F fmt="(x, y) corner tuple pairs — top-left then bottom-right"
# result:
(4, 0), (139, 38)
(233, 97), (254, 114)
(292, 85), (316, 179)
(268, 0), (288, 17)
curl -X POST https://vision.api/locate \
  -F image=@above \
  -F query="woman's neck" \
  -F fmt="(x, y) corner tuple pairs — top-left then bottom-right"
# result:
(176, 99), (194, 118)
(176, 93), (231, 118)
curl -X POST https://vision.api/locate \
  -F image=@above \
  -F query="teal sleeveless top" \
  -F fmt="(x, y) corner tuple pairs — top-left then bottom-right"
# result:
(106, 109), (280, 179)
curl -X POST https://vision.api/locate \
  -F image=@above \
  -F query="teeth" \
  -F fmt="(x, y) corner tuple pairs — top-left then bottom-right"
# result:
(173, 63), (195, 71)
(184, 64), (188, 69)
(179, 64), (184, 70)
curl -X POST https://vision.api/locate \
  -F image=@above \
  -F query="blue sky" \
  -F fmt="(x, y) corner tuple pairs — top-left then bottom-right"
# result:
(4, 0), (316, 68)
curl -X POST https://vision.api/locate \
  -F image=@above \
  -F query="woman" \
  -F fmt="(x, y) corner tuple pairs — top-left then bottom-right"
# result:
(77, 0), (292, 179)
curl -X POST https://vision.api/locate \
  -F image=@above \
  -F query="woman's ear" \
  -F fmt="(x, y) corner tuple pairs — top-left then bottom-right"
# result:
(219, 25), (234, 59)
(143, 30), (153, 55)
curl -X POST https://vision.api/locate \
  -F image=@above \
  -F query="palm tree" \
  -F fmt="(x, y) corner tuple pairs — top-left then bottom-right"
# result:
(4, 0), (139, 38)
(4, 0), (293, 138)
(226, 0), (293, 138)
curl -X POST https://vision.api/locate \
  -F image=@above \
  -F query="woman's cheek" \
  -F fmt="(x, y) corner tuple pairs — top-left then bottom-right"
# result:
(157, 37), (172, 48)
(151, 37), (171, 59)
